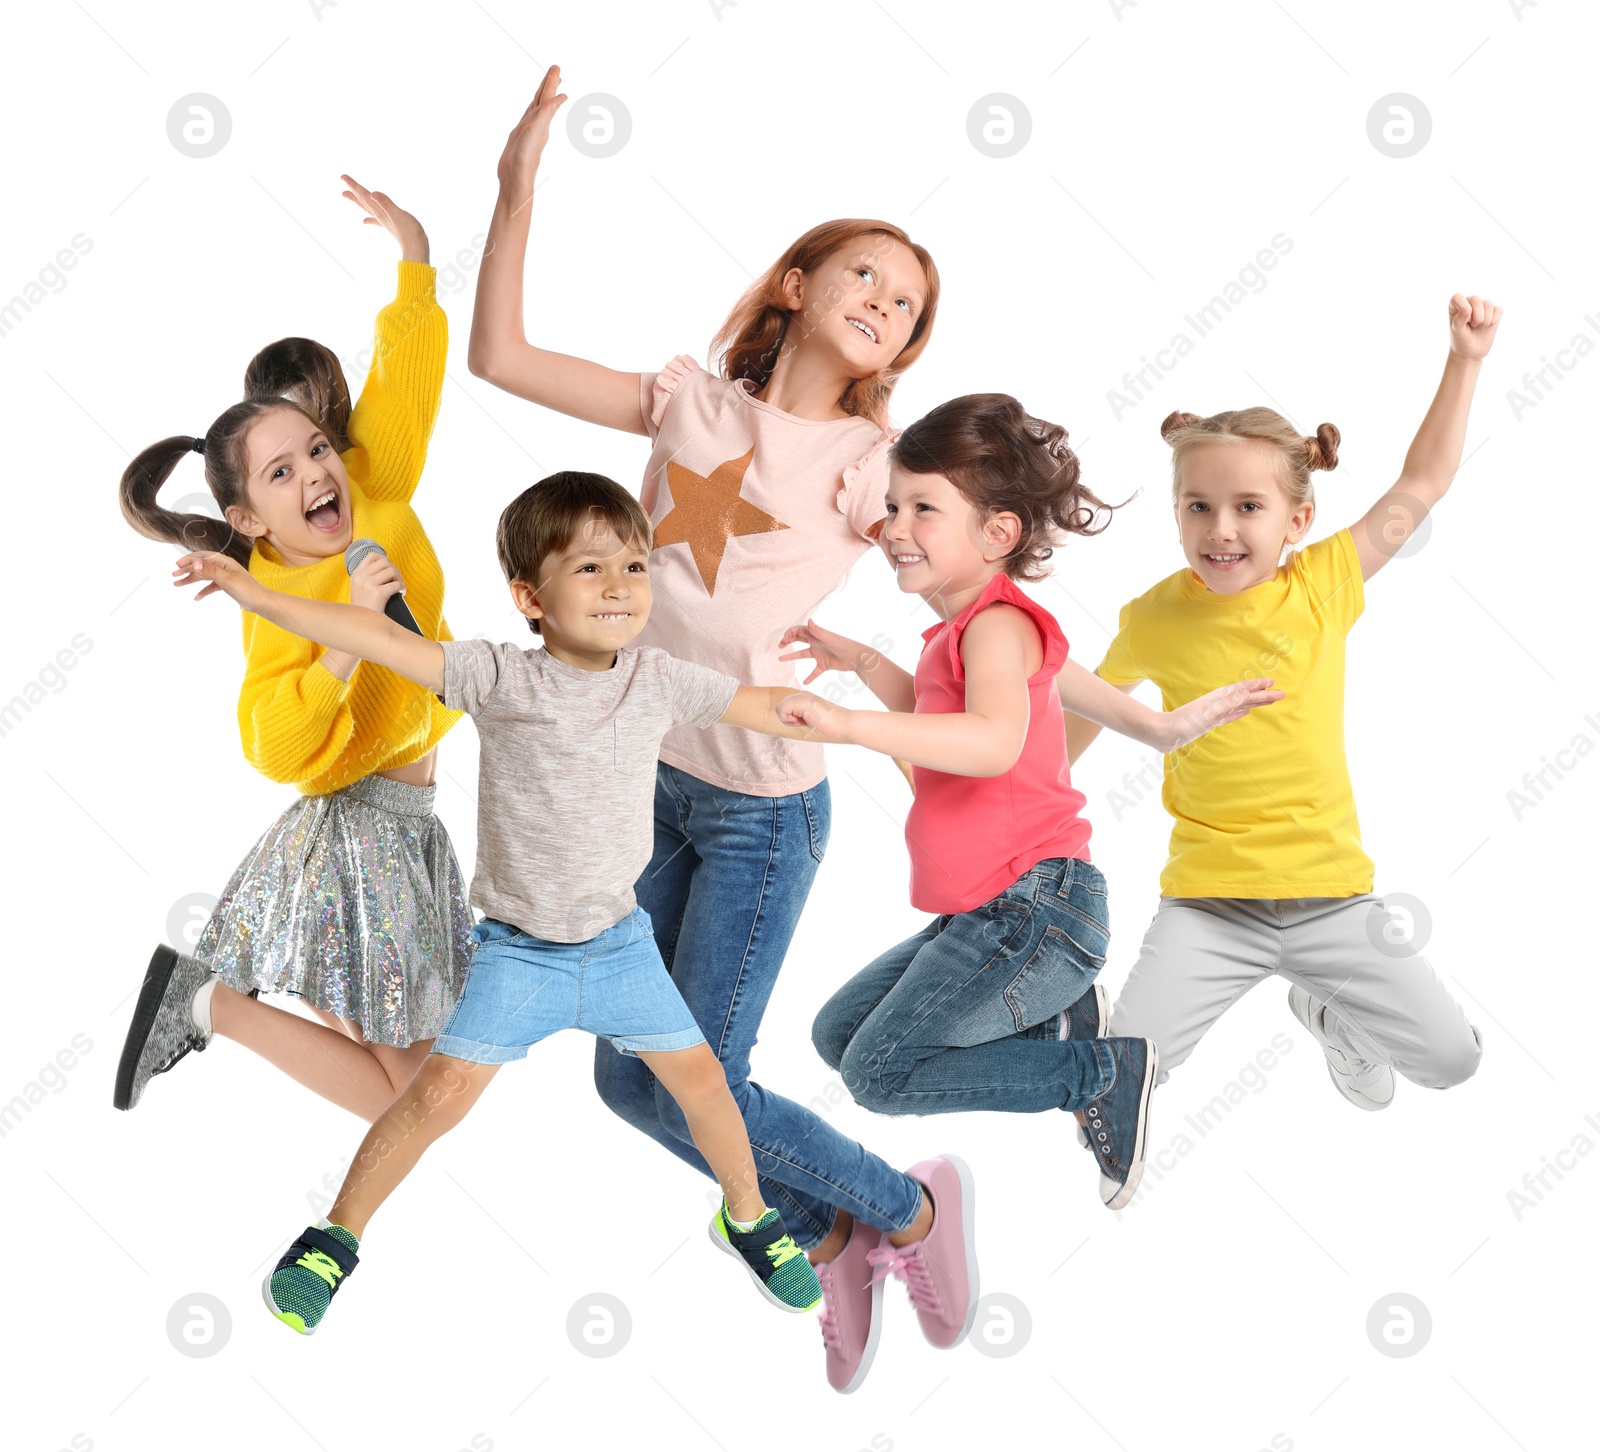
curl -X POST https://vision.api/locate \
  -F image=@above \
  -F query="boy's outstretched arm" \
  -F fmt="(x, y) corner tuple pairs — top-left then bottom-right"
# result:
(719, 686), (832, 743)
(174, 551), (446, 696)
(1352, 292), (1502, 583)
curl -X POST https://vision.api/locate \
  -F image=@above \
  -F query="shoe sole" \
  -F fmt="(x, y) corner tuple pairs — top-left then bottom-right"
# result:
(941, 1153), (981, 1345)
(1102, 1041), (1159, 1211)
(261, 1271), (314, 1335)
(706, 1217), (822, 1314)
(112, 945), (181, 1111)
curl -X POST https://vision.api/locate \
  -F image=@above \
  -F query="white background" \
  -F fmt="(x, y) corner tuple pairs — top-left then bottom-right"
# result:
(3, 2), (1595, 1450)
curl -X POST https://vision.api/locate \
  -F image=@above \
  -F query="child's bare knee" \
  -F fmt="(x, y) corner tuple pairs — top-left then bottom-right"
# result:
(661, 1048), (731, 1114)
(385, 1057), (484, 1132)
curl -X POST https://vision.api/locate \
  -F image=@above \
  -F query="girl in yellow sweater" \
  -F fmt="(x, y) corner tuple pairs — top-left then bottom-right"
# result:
(113, 179), (473, 1121)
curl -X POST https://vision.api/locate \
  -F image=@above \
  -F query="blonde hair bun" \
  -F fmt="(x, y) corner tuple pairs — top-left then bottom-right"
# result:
(1304, 423), (1340, 472)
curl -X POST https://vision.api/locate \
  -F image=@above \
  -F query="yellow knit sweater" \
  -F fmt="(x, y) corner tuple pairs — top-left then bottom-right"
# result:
(239, 261), (462, 795)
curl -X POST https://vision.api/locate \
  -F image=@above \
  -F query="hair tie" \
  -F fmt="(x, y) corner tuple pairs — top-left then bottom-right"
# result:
(191, 436), (206, 455)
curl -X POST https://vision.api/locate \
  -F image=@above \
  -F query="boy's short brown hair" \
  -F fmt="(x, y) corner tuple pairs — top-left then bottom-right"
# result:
(495, 472), (653, 634)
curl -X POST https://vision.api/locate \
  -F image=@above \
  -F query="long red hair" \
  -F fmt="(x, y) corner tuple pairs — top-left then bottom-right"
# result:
(710, 219), (940, 430)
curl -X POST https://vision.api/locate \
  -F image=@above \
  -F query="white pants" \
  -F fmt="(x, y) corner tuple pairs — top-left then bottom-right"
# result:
(1109, 895), (1483, 1089)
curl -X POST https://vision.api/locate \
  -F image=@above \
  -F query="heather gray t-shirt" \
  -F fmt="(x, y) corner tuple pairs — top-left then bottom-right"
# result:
(441, 639), (740, 943)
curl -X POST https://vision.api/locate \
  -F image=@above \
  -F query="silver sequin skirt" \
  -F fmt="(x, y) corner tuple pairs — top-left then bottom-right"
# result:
(193, 774), (474, 1046)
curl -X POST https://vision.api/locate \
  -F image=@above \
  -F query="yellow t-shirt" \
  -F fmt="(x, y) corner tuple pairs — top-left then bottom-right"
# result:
(1097, 527), (1373, 899)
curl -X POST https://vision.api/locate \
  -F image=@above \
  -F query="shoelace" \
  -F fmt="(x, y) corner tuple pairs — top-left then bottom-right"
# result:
(865, 1242), (945, 1317)
(294, 1248), (344, 1292)
(765, 1233), (807, 1269)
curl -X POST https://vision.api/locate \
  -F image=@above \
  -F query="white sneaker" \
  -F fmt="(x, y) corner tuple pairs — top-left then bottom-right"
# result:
(1287, 984), (1394, 1111)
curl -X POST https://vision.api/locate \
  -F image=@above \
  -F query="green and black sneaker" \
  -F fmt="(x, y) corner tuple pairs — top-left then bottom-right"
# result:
(263, 1223), (360, 1335)
(708, 1201), (823, 1313)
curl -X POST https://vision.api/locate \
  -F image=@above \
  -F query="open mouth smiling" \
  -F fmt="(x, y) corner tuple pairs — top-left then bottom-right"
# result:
(305, 488), (342, 532)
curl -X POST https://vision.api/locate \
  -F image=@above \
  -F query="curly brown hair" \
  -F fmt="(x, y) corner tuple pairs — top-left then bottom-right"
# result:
(892, 394), (1125, 581)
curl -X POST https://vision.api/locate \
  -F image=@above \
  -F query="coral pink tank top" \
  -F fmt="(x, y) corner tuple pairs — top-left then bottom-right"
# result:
(906, 573), (1092, 914)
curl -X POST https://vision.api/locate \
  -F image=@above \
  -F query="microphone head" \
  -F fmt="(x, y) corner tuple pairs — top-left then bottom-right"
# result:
(345, 537), (385, 575)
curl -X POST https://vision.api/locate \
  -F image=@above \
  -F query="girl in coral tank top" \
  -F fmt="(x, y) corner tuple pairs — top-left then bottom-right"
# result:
(785, 394), (1282, 1213)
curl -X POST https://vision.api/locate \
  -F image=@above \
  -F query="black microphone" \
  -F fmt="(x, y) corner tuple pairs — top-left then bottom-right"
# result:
(344, 538), (422, 636)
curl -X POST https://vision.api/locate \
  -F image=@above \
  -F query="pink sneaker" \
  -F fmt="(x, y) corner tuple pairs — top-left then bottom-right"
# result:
(865, 1155), (978, 1349)
(816, 1217), (886, 1394)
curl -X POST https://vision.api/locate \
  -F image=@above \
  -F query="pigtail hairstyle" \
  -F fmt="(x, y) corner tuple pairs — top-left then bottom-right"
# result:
(244, 337), (353, 453)
(119, 398), (315, 567)
(711, 219), (940, 431)
(1159, 408), (1340, 514)
(893, 394), (1127, 581)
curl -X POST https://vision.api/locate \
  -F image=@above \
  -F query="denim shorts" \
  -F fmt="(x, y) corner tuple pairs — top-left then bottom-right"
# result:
(431, 909), (706, 1065)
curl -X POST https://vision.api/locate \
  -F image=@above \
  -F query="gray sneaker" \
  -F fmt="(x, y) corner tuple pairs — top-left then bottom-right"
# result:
(114, 946), (213, 1111)
(1287, 984), (1394, 1111)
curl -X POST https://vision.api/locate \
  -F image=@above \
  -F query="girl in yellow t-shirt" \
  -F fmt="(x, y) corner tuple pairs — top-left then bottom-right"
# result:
(112, 180), (472, 1121)
(1066, 293), (1501, 1118)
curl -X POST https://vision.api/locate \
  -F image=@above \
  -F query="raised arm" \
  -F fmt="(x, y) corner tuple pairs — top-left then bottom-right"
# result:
(1351, 292), (1502, 583)
(467, 67), (646, 435)
(175, 551), (446, 697)
(340, 178), (448, 503)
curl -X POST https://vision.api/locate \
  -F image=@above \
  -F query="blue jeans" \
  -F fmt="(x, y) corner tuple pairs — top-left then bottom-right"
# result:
(812, 857), (1117, 1115)
(592, 763), (925, 1247)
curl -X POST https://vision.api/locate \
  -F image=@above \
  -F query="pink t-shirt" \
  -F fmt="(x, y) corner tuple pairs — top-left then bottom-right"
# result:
(633, 356), (892, 796)
(906, 573), (1093, 914)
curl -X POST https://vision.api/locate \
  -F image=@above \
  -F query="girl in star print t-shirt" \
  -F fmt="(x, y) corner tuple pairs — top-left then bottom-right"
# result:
(467, 66), (974, 1396)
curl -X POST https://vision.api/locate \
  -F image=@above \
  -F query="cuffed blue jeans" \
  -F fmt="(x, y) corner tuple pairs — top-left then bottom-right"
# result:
(593, 763), (924, 1247)
(813, 857), (1118, 1115)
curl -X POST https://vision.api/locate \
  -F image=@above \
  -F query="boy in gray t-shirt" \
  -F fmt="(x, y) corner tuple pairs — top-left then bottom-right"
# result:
(180, 471), (836, 1336)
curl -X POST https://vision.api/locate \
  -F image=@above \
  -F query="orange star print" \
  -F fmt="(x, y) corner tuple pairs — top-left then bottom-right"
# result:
(651, 447), (790, 595)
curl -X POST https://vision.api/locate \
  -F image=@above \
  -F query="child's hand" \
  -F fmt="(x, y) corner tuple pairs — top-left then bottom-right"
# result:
(341, 175), (429, 264)
(1448, 293), (1502, 361)
(498, 66), (568, 193)
(348, 551), (406, 614)
(777, 618), (866, 684)
(173, 550), (262, 607)
(775, 690), (852, 741)
(1165, 677), (1284, 752)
